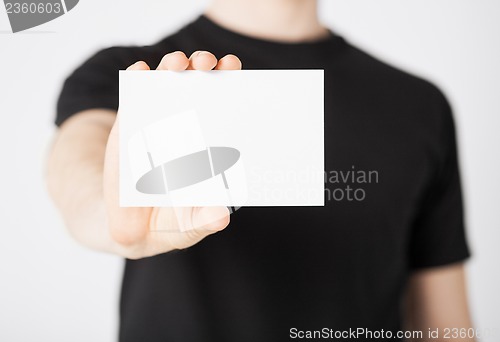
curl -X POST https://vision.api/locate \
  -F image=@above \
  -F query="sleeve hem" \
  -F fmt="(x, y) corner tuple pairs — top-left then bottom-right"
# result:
(55, 105), (118, 127)
(409, 251), (471, 271)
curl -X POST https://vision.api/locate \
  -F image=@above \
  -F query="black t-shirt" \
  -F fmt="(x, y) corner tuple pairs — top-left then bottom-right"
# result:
(57, 15), (470, 342)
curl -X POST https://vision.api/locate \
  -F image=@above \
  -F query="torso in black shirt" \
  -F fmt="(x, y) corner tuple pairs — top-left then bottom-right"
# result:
(57, 15), (470, 342)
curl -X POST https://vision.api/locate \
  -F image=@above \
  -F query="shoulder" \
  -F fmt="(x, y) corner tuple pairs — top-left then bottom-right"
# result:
(335, 40), (452, 132)
(56, 41), (169, 125)
(342, 41), (448, 106)
(70, 43), (164, 75)
(72, 23), (195, 73)
(79, 24), (194, 71)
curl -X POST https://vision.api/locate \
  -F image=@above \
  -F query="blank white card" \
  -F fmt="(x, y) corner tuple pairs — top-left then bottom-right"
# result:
(119, 70), (324, 207)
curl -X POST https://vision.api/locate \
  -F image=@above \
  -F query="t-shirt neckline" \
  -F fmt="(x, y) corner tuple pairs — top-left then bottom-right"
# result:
(191, 14), (342, 52)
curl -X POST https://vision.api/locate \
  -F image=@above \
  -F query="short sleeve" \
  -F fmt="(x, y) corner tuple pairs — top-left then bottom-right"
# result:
(56, 47), (139, 126)
(408, 92), (471, 269)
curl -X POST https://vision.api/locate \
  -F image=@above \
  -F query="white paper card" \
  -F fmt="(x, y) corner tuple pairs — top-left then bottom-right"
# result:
(119, 70), (324, 207)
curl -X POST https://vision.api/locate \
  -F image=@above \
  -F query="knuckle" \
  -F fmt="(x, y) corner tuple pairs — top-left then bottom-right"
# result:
(184, 228), (208, 243)
(109, 223), (146, 247)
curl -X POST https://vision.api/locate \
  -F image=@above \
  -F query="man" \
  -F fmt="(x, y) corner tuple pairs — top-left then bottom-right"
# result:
(47, 0), (475, 341)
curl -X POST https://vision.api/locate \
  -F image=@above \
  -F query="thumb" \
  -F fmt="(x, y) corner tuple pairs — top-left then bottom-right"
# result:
(159, 207), (230, 251)
(191, 206), (231, 232)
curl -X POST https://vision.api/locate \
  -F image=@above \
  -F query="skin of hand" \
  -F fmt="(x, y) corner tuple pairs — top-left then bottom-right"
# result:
(47, 51), (242, 259)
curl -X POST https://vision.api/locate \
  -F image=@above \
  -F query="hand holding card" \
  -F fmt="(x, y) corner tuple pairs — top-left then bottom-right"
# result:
(103, 51), (241, 258)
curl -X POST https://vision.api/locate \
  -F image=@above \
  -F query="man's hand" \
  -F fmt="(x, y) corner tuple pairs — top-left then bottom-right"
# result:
(47, 51), (242, 259)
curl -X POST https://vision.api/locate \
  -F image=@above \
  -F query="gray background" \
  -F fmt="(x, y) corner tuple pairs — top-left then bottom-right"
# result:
(0, 0), (499, 340)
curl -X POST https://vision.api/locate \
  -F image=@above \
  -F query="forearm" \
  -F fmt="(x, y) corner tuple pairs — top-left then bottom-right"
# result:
(47, 51), (236, 259)
(46, 109), (117, 253)
(405, 264), (475, 342)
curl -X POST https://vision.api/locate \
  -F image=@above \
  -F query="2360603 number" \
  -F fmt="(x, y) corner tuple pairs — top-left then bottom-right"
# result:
(443, 327), (492, 339)
(5, 2), (62, 14)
